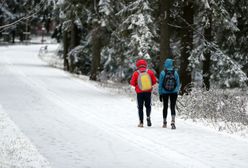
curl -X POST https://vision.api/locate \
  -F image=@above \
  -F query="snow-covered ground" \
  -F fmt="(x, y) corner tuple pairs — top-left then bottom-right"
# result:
(0, 44), (248, 168)
(0, 106), (50, 168)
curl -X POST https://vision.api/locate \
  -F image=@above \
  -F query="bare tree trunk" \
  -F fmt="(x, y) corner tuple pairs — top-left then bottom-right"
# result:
(63, 30), (69, 71)
(70, 22), (80, 48)
(159, 0), (171, 72)
(90, 26), (103, 81)
(180, 0), (193, 93)
(11, 29), (16, 43)
(69, 23), (78, 72)
(203, 13), (212, 90)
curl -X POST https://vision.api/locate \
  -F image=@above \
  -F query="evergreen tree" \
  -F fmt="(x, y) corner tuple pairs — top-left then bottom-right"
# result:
(232, 0), (248, 79)
(188, 0), (247, 88)
(100, 0), (157, 81)
(209, 0), (247, 87)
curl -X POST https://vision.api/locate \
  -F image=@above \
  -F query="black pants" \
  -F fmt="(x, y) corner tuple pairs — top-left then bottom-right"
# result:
(137, 92), (151, 123)
(162, 93), (178, 120)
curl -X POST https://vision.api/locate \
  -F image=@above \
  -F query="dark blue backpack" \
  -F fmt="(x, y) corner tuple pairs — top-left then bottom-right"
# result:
(163, 69), (177, 91)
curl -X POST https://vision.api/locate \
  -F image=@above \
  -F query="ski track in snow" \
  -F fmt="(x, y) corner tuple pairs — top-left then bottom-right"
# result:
(0, 45), (248, 168)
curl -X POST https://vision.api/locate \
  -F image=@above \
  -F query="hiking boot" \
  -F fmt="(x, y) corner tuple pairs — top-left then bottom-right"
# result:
(147, 117), (152, 127)
(162, 121), (167, 128)
(171, 123), (176, 129)
(171, 116), (176, 129)
(138, 123), (144, 127)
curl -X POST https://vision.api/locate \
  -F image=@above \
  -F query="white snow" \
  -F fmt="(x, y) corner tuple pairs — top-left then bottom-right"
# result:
(0, 105), (50, 168)
(99, 0), (111, 16)
(0, 44), (248, 168)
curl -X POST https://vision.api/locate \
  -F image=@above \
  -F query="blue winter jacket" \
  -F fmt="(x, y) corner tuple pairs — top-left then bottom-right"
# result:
(158, 59), (180, 95)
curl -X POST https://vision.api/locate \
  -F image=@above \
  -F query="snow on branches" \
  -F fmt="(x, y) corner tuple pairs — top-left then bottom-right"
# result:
(177, 83), (248, 134)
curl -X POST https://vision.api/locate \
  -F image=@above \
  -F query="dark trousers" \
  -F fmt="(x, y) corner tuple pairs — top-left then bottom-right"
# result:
(162, 93), (178, 120)
(137, 92), (151, 123)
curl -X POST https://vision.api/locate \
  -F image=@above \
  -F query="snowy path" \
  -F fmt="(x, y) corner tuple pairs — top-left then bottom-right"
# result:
(0, 45), (248, 168)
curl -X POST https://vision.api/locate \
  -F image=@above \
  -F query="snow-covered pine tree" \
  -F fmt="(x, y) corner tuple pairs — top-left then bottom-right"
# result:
(209, 0), (247, 88)
(89, 0), (115, 80)
(55, 0), (112, 79)
(188, 0), (247, 88)
(100, 0), (158, 82)
(55, 0), (88, 72)
(232, 0), (248, 81)
(116, 0), (156, 73)
(98, 0), (126, 81)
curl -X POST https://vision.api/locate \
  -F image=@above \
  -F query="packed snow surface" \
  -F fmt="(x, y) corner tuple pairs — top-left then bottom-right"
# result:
(0, 45), (248, 168)
(0, 105), (50, 168)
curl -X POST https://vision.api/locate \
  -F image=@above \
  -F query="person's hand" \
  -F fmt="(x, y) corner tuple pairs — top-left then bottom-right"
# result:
(178, 89), (183, 95)
(159, 95), (163, 102)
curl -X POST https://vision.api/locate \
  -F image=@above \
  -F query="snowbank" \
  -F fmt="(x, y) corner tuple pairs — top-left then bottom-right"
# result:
(0, 105), (50, 168)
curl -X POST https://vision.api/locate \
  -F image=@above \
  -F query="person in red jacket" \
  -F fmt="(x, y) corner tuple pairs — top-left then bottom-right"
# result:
(130, 59), (157, 127)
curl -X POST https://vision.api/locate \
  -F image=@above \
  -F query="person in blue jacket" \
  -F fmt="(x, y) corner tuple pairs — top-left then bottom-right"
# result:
(158, 58), (180, 129)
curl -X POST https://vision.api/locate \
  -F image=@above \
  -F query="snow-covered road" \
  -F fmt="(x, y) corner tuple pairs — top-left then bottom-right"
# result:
(0, 45), (248, 168)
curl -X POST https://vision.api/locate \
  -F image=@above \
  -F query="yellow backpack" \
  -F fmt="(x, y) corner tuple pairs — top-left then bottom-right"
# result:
(137, 69), (152, 91)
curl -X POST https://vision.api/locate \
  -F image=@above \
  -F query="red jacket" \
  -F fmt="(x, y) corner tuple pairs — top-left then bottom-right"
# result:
(130, 59), (157, 93)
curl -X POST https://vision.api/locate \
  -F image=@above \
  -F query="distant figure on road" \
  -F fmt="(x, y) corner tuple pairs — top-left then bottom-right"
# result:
(130, 59), (157, 127)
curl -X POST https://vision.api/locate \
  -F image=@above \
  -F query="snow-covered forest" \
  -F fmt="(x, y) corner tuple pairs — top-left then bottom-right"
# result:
(1, 0), (248, 167)
(1, 0), (247, 87)
(50, 0), (248, 89)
